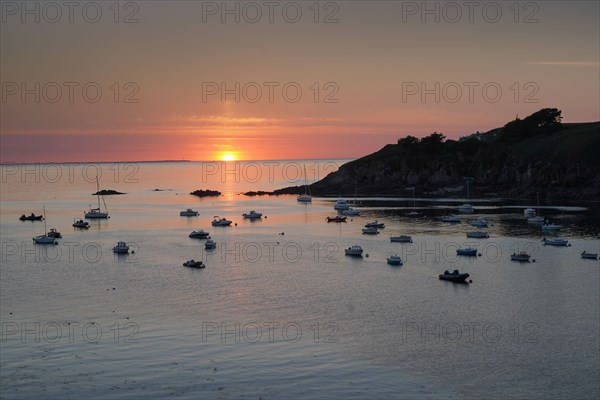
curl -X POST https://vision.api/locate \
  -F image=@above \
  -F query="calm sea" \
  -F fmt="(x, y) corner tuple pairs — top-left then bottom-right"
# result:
(1, 161), (599, 399)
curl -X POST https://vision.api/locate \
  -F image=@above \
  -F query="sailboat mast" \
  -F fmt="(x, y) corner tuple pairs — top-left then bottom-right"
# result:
(43, 204), (47, 234)
(96, 177), (101, 210)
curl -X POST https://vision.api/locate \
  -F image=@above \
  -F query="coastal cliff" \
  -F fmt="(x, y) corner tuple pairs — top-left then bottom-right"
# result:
(276, 110), (600, 200)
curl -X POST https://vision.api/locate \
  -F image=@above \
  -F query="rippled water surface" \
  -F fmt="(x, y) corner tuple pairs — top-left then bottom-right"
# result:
(1, 161), (599, 399)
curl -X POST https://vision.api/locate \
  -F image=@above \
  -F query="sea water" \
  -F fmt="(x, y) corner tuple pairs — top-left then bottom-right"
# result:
(1, 161), (599, 399)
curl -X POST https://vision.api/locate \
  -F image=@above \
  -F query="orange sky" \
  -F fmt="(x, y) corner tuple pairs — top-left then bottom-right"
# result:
(1, 1), (599, 162)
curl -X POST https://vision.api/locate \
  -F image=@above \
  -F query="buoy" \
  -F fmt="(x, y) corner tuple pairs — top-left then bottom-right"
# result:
(131, 250), (135, 254)
(469, 279), (473, 283)
(265, 216), (267, 218)
(365, 254), (369, 257)
(532, 259), (536, 263)
(478, 253), (482, 257)
(234, 223), (237, 226)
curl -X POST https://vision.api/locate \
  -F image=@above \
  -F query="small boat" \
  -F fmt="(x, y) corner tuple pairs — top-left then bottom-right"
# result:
(470, 218), (488, 227)
(32, 206), (57, 244)
(341, 208), (360, 216)
(405, 211), (422, 218)
(180, 209), (199, 216)
(183, 259), (205, 269)
(441, 214), (461, 223)
(541, 223), (561, 231)
(189, 230), (210, 239)
(524, 208), (536, 218)
(458, 203), (473, 213)
(85, 177), (109, 219)
(47, 228), (62, 238)
(297, 194), (312, 203)
(112, 241), (130, 254)
(33, 235), (57, 244)
(365, 220), (385, 229)
(387, 254), (403, 265)
(242, 210), (262, 219)
(527, 216), (545, 224)
(581, 251), (598, 260)
(456, 248), (478, 256)
(542, 237), (569, 246)
(297, 165), (312, 203)
(390, 235), (412, 243)
(212, 216), (232, 226)
(466, 231), (489, 239)
(72, 219), (90, 229)
(345, 245), (364, 257)
(204, 239), (217, 249)
(439, 270), (470, 283)
(511, 252), (531, 262)
(326, 215), (347, 223)
(20, 213), (43, 221)
(334, 198), (349, 210)
(361, 227), (379, 235)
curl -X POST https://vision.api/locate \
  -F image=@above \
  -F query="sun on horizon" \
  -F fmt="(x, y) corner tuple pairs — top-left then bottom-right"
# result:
(221, 153), (236, 161)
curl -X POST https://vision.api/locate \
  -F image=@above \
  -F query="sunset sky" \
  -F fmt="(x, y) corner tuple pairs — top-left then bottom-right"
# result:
(1, 1), (599, 162)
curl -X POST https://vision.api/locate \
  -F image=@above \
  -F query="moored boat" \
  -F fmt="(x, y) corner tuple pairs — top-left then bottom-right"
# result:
(387, 254), (402, 265)
(466, 231), (489, 239)
(47, 228), (62, 238)
(85, 177), (109, 219)
(180, 209), (199, 216)
(334, 198), (349, 210)
(456, 248), (478, 256)
(183, 259), (205, 268)
(511, 252), (531, 262)
(470, 218), (488, 227)
(72, 219), (90, 229)
(581, 251), (598, 260)
(345, 245), (364, 256)
(541, 223), (561, 231)
(361, 227), (379, 235)
(212, 216), (232, 226)
(112, 241), (130, 254)
(542, 237), (569, 246)
(439, 270), (470, 283)
(365, 220), (385, 228)
(326, 215), (347, 223)
(441, 214), (461, 223)
(242, 210), (263, 219)
(204, 239), (217, 249)
(390, 235), (412, 243)
(189, 230), (210, 239)
(20, 213), (43, 221)
(341, 208), (360, 216)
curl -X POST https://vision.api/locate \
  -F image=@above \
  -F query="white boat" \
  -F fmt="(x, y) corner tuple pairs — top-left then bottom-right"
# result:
(334, 198), (349, 210)
(345, 245), (364, 257)
(466, 231), (489, 239)
(72, 219), (90, 229)
(189, 230), (210, 239)
(526, 194), (543, 223)
(527, 216), (545, 224)
(511, 252), (531, 262)
(541, 223), (562, 231)
(387, 254), (403, 265)
(180, 209), (199, 216)
(361, 227), (379, 235)
(365, 220), (385, 228)
(112, 241), (130, 254)
(542, 237), (569, 246)
(297, 165), (312, 203)
(456, 248), (478, 256)
(183, 259), (205, 269)
(406, 188), (422, 218)
(85, 177), (109, 219)
(32, 206), (58, 245)
(441, 214), (461, 223)
(204, 239), (217, 249)
(242, 210), (262, 219)
(581, 251), (598, 260)
(458, 203), (473, 213)
(457, 177), (473, 212)
(390, 235), (412, 243)
(470, 218), (488, 227)
(341, 208), (360, 216)
(212, 216), (232, 226)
